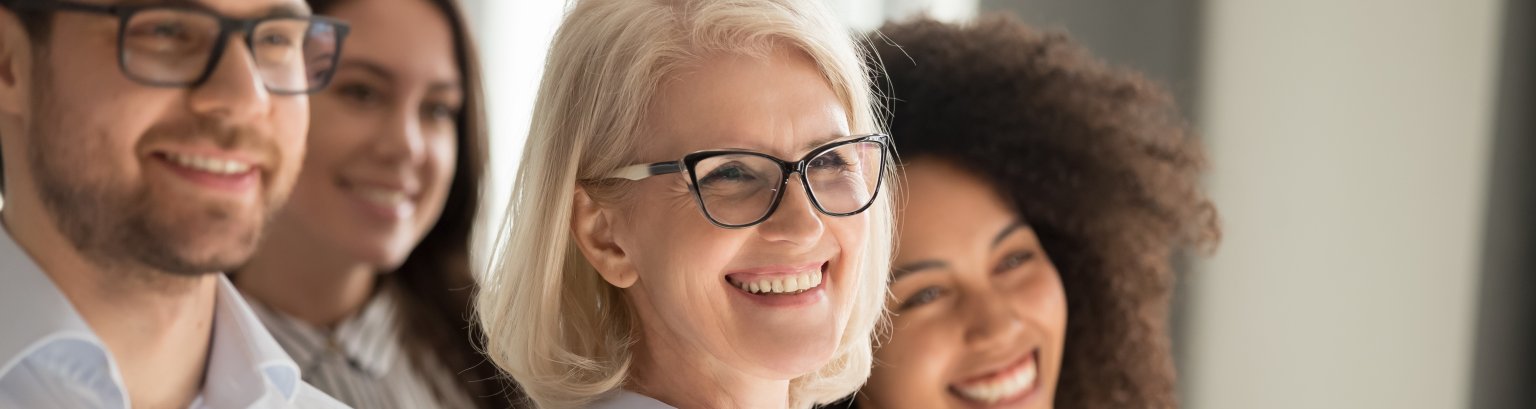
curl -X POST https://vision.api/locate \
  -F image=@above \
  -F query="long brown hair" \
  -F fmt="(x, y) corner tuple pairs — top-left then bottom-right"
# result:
(305, 0), (516, 406)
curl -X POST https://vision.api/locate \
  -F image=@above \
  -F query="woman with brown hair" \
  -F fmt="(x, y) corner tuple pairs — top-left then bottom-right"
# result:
(234, 0), (515, 407)
(849, 16), (1220, 409)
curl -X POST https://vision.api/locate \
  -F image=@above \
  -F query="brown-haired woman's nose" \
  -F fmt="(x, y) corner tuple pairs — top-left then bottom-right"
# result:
(372, 110), (427, 164)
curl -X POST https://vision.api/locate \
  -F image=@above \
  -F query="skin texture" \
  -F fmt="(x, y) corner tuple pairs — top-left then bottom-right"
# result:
(861, 160), (1066, 409)
(236, 0), (461, 328)
(570, 46), (868, 409)
(0, 0), (314, 407)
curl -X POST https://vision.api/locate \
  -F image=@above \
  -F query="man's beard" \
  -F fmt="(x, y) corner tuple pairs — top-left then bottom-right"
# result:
(28, 67), (283, 277)
(34, 163), (258, 275)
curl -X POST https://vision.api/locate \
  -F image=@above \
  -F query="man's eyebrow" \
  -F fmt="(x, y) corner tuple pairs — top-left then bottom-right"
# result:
(114, 0), (313, 18)
(115, 0), (192, 8)
(264, 2), (312, 18)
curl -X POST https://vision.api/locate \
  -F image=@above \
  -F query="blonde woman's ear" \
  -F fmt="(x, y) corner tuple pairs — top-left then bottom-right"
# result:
(570, 186), (639, 288)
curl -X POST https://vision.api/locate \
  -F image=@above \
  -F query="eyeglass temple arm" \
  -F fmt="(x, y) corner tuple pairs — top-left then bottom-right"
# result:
(606, 161), (682, 181)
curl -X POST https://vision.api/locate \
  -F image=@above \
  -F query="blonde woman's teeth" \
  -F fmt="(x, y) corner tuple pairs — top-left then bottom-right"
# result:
(729, 270), (823, 295)
(164, 153), (252, 175)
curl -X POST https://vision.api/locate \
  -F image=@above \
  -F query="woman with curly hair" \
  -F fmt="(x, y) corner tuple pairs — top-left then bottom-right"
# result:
(849, 16), (1220, 409)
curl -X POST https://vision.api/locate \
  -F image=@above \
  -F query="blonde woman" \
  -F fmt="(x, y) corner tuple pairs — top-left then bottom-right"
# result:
(475, 0), (893, 408)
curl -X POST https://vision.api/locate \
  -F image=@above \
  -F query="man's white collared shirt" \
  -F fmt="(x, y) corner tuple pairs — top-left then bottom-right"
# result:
(0, 227), (350, 408)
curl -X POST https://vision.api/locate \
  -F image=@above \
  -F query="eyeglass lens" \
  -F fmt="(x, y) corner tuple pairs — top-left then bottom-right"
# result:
(120, 10), (341, 93)
(691, 140), (884, 226)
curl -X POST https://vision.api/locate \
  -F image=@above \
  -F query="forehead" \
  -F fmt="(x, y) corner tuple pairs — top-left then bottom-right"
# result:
(325, 0), (460, 83)
(896, 160), (1016, 251)
(639, 47), (851, 161)
(100, 0), (311, 17)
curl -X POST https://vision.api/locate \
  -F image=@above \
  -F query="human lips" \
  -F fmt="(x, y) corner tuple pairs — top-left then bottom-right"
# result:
(148, 148), (265, 193)
(950, 350), (1040, 406)
(722, 261), (834, 307)
(725, 262), (826, 295)
(338, 178), (420, 220)
(160, 152), (255, 175)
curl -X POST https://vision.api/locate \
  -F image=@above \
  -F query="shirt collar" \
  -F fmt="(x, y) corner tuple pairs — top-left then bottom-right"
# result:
(0, 224), (103, 379)
(0, 224), (305, 406)
(202, 275), (304, 406)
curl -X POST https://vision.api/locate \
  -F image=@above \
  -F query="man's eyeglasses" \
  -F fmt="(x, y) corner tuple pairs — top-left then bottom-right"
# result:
(600, 134), (890, 229)
(2, 0), (349, 95)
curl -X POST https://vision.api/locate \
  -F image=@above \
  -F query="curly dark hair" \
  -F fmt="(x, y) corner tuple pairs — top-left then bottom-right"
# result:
(867, 15), (1220, 408)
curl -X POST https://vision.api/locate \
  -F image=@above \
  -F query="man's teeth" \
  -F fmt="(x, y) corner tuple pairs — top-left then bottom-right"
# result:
(164, 153), (252, 175)
(953, 357), (1037, 404)
(729, 269), (823, 295)
(351, 186), (408, 206)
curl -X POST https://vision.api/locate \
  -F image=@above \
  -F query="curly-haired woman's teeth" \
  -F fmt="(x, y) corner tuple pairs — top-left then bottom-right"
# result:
(952, 355), (1037, 405)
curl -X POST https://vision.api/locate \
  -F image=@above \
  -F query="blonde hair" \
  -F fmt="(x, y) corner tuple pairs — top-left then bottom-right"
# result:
(474, 0), (892, 407)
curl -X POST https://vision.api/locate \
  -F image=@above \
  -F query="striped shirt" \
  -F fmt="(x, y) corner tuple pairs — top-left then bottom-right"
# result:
(246, 288), (476, 409)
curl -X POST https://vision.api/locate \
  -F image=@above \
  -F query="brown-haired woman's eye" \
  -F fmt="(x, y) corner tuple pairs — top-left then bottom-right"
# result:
(336, 83), (380, 105)
(423, 102), (460, 122)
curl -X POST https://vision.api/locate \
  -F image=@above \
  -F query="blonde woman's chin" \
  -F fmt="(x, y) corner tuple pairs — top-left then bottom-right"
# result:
(719, 258), (858, 375)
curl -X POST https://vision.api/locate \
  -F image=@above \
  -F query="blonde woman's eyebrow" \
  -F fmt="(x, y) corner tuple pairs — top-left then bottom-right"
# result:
(715, 133), (854, 153)
(801, 133), (851, 151)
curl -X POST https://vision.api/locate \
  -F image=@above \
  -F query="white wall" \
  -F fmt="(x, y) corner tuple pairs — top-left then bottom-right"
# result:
(1186, 1), (1504, 408)
(465, 0), (565, 272)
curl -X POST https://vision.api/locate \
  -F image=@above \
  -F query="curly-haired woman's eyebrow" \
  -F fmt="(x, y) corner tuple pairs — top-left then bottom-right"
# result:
(993, 220), (1028, 247)
(892, 220), (1028, 281)
(892, 260), (946, 281)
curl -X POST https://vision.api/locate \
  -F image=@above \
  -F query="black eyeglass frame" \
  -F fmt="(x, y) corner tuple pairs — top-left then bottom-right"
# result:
(0, 0), (350, 95)
(602, 133), (891, 229)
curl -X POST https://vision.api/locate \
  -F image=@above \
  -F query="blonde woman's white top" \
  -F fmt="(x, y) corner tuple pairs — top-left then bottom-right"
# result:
(587, 389), (676, 409)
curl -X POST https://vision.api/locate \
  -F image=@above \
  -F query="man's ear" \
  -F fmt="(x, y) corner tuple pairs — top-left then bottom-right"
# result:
(570, 186), (638, 288)
(0, 9), (34, 117)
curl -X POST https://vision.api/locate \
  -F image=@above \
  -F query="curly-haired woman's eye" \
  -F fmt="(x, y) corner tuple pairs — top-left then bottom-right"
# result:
(993, 250), (1035, 275)
(898, 286), (946, 311)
